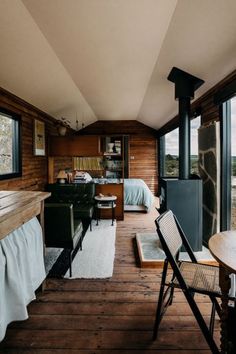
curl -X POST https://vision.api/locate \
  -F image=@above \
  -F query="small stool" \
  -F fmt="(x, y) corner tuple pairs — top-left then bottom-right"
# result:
(94, 195), (117, 226)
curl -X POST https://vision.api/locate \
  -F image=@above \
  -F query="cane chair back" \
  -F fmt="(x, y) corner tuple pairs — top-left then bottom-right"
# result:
(157, 209), (183, 258)
(153, 209), (223, 354)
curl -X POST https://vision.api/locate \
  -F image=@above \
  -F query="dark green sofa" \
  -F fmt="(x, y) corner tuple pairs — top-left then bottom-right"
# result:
(46, 183), (96, 231)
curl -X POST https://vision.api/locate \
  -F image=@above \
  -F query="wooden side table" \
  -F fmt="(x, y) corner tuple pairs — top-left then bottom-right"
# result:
(94, 195), (117, 226)
(208, 230), (236, 353)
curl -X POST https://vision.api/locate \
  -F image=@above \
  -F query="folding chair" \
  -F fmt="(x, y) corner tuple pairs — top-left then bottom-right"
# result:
(153, 210), (235, 354)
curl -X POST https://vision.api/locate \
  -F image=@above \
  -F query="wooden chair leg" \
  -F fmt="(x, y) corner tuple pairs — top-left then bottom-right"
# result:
(153, 259), (169, 340)
(209, 301), (216, 335)
(69, 250), (73, 277)
(169, 287), (174, 306)
(184, 291), (219, 354)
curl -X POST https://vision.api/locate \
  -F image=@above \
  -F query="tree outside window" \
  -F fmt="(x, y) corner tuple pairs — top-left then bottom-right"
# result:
(0, 109), (21, 179)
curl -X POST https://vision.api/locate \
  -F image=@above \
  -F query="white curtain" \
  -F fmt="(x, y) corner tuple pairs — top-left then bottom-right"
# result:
(0, 217), (46, 341)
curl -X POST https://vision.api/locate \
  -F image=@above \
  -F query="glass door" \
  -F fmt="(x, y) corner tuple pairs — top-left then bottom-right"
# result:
(222, 95), (236, 230)
(231, 97), (236, 229)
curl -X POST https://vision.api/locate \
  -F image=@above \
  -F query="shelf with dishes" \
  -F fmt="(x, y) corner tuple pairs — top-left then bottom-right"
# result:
(100, 136), (125, 178)
(104, 156), (123, 178)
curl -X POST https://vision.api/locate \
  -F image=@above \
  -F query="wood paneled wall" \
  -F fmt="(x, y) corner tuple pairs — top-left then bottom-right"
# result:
(2, 68), (235, 195)
(129, 135), (157, 193)
(0, 87), (57, 191)
(81, 121), (158, 194)
(199, 70), (236, 125)
(51, 156), (73, 182)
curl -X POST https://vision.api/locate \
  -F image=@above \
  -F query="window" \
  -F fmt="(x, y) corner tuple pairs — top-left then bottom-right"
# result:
(162, 127), (179, 177)
(190, 115), (201, 175)
(231, 97), (236, 229)
(0, 109), (21, 180)
(214, 79), (236, 230)
(160, 115), (201, 178)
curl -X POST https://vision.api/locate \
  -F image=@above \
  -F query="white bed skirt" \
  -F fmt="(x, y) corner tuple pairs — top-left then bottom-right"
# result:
(124, 205), (147, 211)
(0, 217), (46, 342)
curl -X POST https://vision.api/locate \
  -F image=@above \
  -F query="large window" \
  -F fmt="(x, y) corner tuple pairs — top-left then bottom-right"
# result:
(0, 109), (21, 180)
(190, 115), (201, 175)
(221, 95), (236, 230)
(161, 115), (201, 178)
(231, 97), (236, 229)
(162, 128), (179, 177)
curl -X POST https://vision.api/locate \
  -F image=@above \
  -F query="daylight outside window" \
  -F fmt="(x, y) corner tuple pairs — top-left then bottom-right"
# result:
(163, 128), (179, 177)
(231, 97), (236, 229)
(190, 115), (201, 175)
(0, 110), (21, 179)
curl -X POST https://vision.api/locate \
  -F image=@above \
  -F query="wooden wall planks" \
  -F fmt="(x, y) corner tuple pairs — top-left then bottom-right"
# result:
(80, 121), (158, 194)
(0, 89), (158, 194)
(0, 87), (57, 191)
(129, 135), (157, 193)
(2, 69), (235, 194)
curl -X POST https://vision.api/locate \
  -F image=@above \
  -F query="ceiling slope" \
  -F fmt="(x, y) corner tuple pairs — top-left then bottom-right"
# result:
(0, 0), (236, 130)
(22, 0), (177, 122)
(0, 0), (96, 129)
(138, 0), (236, 129)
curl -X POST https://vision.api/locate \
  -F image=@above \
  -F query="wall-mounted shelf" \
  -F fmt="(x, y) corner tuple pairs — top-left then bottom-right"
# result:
(101, 136), (129, 179)
(103, 152), (121, 157)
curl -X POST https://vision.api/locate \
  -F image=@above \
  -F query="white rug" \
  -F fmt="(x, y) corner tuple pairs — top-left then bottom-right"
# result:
(45, 247), (63, 275)
(65, 219), (116, 279)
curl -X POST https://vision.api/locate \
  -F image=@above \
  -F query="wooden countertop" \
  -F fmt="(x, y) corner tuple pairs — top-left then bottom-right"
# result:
(0, 190), (51, 240)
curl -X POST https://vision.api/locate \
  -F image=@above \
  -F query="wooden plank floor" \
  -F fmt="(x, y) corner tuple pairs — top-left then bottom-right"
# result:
(0, 199), (219, 353)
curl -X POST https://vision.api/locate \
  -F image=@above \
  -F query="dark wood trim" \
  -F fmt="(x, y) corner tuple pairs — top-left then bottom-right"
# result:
(80, 120), (158, 136)
(158, 108), (202, 137)
(0, 87), (57, 124)
(214, 79), (236, 105)
(158, 69), (236, 135)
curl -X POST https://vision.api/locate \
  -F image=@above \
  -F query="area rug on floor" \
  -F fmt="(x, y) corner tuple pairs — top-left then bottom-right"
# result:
(45, 247), (63, 275)
(64, 219), (116, 279)
(136, 232), (216, 268)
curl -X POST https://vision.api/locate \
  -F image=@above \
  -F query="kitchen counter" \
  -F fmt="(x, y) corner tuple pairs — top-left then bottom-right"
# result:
(92, 178), (123, 184)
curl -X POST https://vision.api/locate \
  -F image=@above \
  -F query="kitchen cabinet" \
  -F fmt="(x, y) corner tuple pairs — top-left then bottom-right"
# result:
(49, 135), (101, 156)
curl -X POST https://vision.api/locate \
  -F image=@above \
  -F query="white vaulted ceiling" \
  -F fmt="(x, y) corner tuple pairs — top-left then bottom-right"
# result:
(0, 0), (236, 130)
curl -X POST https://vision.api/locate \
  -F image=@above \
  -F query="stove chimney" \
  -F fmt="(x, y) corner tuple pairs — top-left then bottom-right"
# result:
(168, 67), (204, 179)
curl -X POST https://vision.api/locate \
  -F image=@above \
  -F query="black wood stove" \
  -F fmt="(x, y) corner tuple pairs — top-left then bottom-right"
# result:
(159, 67), (204, 251)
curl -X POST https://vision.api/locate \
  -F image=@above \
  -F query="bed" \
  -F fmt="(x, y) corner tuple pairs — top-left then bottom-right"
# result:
(124, 178), (154, 212)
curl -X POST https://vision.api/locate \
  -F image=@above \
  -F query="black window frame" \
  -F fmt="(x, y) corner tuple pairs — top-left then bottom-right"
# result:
(214, 79), (236, 231)
(0, 108), (22, 180)
(159, 127), (179, 179)
(158, 111), (201, 180)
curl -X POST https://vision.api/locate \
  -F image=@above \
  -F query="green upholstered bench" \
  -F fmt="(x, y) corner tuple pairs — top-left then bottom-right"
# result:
(44, 203), (83, 277)
(46, 183), (95, 231)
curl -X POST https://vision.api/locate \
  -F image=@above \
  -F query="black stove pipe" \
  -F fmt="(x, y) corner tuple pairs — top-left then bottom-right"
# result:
(168, 67), (204, 179)
(179, 97), (191, 179)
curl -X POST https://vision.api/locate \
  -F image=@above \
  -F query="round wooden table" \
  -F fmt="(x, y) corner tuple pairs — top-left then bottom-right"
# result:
(209, 230), (236, 353)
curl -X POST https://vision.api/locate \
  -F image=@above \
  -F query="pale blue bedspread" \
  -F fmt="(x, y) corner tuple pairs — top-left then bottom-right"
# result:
(124, 179), (154, 212)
